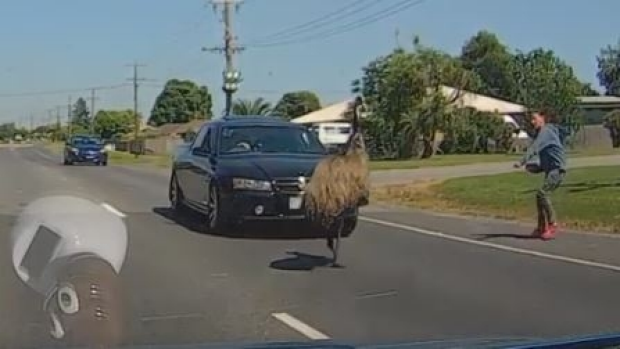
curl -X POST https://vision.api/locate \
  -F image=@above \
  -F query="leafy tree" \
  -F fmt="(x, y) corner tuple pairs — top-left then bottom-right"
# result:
(273, 91), (321, 119)
(581, 83), (600, 96)
(597, 39), (620, 96)
(71, 97), (90, 129)
(604, 109), (620, 148)
(0, 122), (16, 140)
(353, 39), (478, 159)
(149, 79), (213, 126)
(460, 30), (516, 100)
(231, 97), (273, 115)
(511, 48), (583, 138)
(93, 109), (135, 139)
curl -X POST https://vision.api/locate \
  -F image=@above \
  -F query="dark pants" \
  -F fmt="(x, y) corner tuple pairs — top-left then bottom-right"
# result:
(536, 169), (565, 229)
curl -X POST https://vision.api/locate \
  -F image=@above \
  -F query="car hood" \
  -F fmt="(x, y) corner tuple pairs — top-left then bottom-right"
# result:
(78, 333), (620, 348)
(217, 154), (324, 180)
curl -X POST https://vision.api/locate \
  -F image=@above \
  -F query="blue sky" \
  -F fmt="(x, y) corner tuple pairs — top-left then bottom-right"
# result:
(0, 0), (618, 126)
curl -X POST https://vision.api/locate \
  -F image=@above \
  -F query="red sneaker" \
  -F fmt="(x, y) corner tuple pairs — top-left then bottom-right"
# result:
(541, 223), (558, 241)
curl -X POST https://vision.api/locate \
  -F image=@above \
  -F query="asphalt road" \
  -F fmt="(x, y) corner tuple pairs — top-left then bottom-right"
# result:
(2, 145), (620, 348)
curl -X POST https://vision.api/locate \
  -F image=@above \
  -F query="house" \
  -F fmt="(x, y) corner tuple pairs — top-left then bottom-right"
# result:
(155, 119), (206, 140)
(577, 96), (620, 125)
(291, 86), (528, 139)
(290, 100), (356, 124)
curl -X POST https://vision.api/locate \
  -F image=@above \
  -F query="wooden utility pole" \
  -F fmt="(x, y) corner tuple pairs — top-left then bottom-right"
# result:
(87, 88), (99, 134)
(126, 62), (147, 157)
(55, 106), (62, 141)
(67, 96), (73, 138)
(205, 0), (244, 115)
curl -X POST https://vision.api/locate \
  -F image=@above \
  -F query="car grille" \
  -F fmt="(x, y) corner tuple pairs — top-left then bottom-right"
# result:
(273, 177), (310, 194)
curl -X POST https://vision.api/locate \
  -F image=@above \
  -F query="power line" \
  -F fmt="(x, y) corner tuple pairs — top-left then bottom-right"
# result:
(0, 84), (129, 98)
(139, 83), (349, 97)
(244, 0), (378, 45)
(249, 0), (425, 48)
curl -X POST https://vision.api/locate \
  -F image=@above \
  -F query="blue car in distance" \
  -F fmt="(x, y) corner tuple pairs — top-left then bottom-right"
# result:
(63, 135), (108, 166)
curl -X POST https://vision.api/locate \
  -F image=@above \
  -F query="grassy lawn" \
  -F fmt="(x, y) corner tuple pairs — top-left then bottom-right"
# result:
(369, 147), (619, 170)
(43, 142), (619, 171)
(373, 165), (620, 233)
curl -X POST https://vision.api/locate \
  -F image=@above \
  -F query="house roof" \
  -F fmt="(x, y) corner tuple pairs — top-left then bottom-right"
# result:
(290, 100), (355, 124)
(578, 96), (620, 104)
(291, 86), (525, 124)
(441, 86), (525, 114)
(156, 119), (206, 136)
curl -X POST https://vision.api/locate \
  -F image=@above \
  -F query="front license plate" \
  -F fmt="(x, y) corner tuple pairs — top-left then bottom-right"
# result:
(289, 196), (303, 210)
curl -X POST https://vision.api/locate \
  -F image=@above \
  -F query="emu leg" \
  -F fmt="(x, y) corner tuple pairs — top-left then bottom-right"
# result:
(326, 218), (344, 267)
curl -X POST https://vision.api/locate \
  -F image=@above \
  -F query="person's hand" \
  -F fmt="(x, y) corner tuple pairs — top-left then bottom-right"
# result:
(513, 162), (523, 169)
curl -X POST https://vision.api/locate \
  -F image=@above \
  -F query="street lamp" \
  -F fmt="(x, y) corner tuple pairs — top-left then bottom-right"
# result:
(222, 69), (242, 115)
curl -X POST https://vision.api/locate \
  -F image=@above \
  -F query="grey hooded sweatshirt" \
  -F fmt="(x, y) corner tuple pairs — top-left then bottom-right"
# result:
(520, 123), (566, 173)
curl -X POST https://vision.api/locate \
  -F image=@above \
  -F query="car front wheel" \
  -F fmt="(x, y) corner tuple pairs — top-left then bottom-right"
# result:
(205, 184), (230, 234)
(169, 173), (186, 213)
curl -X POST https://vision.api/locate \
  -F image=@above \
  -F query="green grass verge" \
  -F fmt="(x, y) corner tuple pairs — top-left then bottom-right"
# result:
(373, 165), (620, 233)
(369, 147), (619, 170)
(43, 142), (171, 168)
(44, 142), (619, 171)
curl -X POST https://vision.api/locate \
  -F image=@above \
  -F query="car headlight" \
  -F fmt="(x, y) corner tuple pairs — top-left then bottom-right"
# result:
(100, 148), (107, 153)
(71, 148), (79, 153)
(232, 178), (272, 191)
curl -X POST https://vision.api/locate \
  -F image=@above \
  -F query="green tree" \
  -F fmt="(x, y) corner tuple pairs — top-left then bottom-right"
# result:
(581, 83), (600, 96)
(604, 109), (620, 148)
(93, 109), (135, 139)
(511, 48), (583, 138)
(0, 122), (16, 141)
(71, 97), (90, 129)
(597, 39), (620, 96)
(459, 30), (516, 100)
(273, 91), (321, 120)
(149, 79), (213, 126)
(231, 97), (273, 115)
(353, 39), (478, 159)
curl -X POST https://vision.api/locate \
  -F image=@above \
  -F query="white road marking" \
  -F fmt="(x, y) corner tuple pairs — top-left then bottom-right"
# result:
(100, 203), (126, 218)
(272, 312), (330, 340)
(359, 216), (620, 273)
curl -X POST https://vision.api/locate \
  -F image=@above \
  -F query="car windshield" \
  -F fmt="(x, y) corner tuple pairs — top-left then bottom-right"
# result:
(219, 125), (325, 154)
(71, 137), (101, 146)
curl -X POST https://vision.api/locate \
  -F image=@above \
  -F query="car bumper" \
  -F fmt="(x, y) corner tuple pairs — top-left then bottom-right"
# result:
(220, 190), (357, 222)
(67, 153), (107, 163)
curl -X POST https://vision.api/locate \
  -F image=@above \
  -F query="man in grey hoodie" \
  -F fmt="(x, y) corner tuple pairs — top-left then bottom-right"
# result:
(514, 110), (566, 240)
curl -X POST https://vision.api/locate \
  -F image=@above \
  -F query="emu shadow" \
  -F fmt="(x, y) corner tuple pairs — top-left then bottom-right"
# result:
(270, 251), (340, 271)
(475, 233), (539, 241)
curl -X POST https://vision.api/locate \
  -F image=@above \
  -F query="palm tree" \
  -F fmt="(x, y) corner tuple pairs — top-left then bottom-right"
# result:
(231, 98), (273, 116)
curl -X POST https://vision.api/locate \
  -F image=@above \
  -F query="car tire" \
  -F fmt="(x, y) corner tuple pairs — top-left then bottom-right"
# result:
(102, 161), (108, 166)
(63, 158), (72, 166)
(169, 172), (187, 214)
(205, 184), (230, 234)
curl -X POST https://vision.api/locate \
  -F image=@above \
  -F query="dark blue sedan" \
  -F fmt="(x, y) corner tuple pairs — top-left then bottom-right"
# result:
(63, 135), (108, 166)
